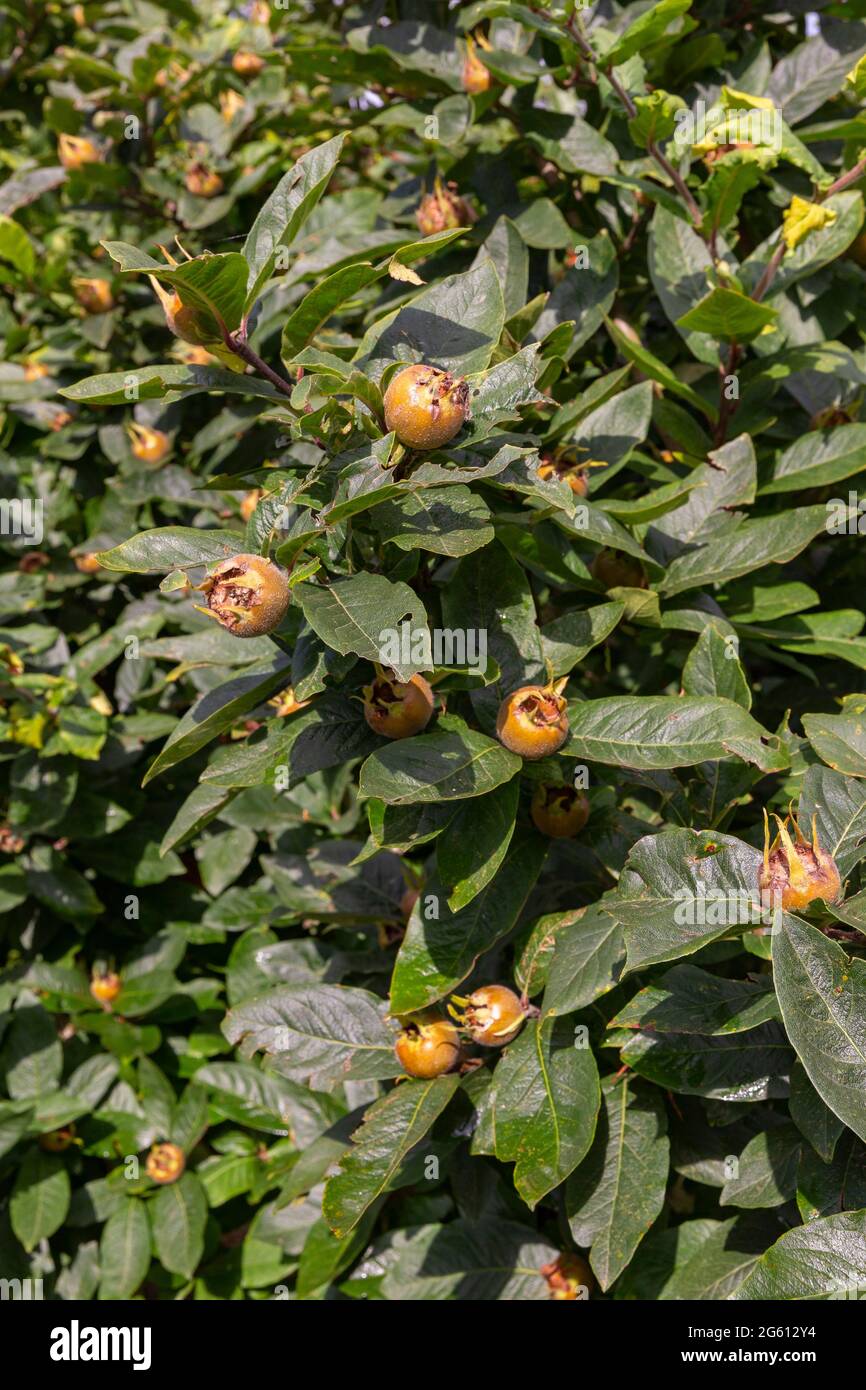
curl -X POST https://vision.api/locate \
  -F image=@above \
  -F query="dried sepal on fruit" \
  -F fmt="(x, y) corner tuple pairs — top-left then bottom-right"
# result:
(449, 985), (526, 1047)
(58, 132), (104, 169)
(496, 681), (569, 759)
(362, 668), (434, 739)
(383, 364), (469, 450)
(127, 423), (170, 465)
(195, 553), (290, 638)
(90, 970), (121, 1006)
(395, 1013), (462, 1078)
(530, 783), (589, 838)
(462, 33), (492, 95)
(415, 176), (474, 238)
(759, 808), (841, 912)
(146, 1142), (185, 1185)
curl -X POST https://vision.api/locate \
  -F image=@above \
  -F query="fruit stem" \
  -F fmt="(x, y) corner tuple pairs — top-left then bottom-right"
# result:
(220, 324), (297, 402)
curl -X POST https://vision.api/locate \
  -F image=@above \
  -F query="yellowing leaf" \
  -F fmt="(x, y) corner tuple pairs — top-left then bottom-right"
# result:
(388, 260), (424, 286)
(782, 196), (837, 252)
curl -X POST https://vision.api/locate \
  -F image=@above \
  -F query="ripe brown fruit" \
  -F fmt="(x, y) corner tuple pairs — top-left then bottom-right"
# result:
(39, 1125), (77, 1153)
(395, 1015), (462, 1078)
(383, 364), (469, 450)
(146, 1142), (185, 1185)
(591, 548), (647, 590)
(530, 784), (589, 838)
(232, 50), (264, 77)
(75, 552), (102, 574)
(496, 684), (569, 759)
(240, 488), (262, 522)
(185, 163), (224, 198)
(197, 553), (290, 638)
(90, 970), (121, 1006)
(72, 277), (115, 314)
(450, 985), (526, 1046)
(58, 133), (103, 169)
(128, 423), (170, 465)
(362, 671), (434, 739)
(759, 810), (841, 912)
(540, 1253), (595, 1300)
(415, 178), (473, 238)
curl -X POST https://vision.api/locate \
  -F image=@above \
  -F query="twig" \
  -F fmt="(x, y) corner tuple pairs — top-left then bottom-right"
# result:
(220, 324), (297, 401)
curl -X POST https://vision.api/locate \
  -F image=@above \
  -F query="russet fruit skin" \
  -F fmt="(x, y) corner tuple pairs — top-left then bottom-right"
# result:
(58, 133), (102, 169)
(198, 554), (290, 638)
(39, 1125), (77, 1153)
(128, 423), (170, 465)
(759, 810), (841, 911)
(232, 50), (264, 77)
(496, 685), (569, 759)
(395, 1016), (462, 1078)
(383, 364), (469, 450)
(452, 985), (525, 1047)
(185, 164), (224, 198)
(540, 1253), (595, 1300)
(415, 179), (473, 238)
(73, 277), (115, 314)
(90, 971), (121, 1006)
(146, 1142), (185, 1185)
(362, 672), (434, 739)
(591, 547), (647, 590)
(531, 784), (589, 838)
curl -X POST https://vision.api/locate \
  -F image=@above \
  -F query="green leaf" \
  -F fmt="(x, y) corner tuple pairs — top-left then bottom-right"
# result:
(485, 1016), (600, 1208)
(371, 485), (494, 557)
(789, 1061), (845, 1163)
(676, 287), (778, 342)
(762, 424), (866, 496)
(565, 695), (787, 772)
(378, 1218), (558, 1300)
(542, 903), (626, 1016)
(735, 1211), (866, 1300)
(323, 1075), (460, 1236)
(97, 527), (243, 574)
(612, 830), (763, 972)
(621, 1022), (794, 1101)
(541, 602), (626, 678)
(98, 1198), (152, 1299)
(243, 135), (347, 309)
(222, 983), (399, 1084)
(612, 963), (779, 1035)
(149, 1172), (207, 1280)
(605, 0), (694, 66)
(436, 778), (518, 912)
(389, 827), (546, 1012)
(772, 912), (866, 1144)
(720, 1123), (803, 1209)
(142, 654), (291, 785)
(359, 727), (521, 806)
(803, 708), (866, 778)
(566, 1077), (669, 1289)
(682, 625), (752, 708)
(60, 365), (286, 406)
(10, 1149), (70, 1251)
(293, 574), (430, 683)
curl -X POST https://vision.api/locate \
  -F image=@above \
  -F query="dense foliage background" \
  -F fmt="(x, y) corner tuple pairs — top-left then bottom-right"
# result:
(2, 0), (866, 1302)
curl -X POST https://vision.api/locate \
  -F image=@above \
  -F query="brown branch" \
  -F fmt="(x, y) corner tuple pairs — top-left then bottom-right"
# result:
(220, 325), (297, 402)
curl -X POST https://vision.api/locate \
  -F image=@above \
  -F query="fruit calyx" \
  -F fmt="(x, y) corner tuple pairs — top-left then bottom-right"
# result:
(127, 422), (170, 464)
(530, 783), (589, 838)
(448, 985), (527, 1047)
(146, 1141), (185, 1185)
(195, 553), (290, 638)
(415, 176), (474, 238)
(759, 808), (841, 912)
(395, 1013), (462, 1078)
(540, 1253), (594, 1300)
(362, 668), (434, 739)
(495, 680), (569, 759)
